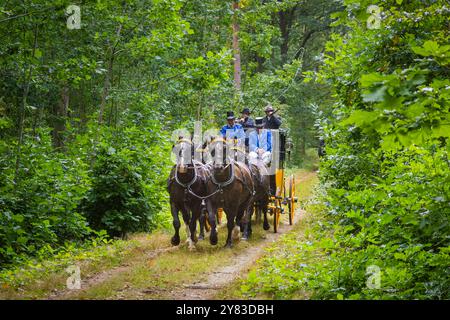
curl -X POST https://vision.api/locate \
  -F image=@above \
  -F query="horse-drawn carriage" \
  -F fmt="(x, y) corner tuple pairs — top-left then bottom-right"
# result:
(167, 128), (297, 250)
(257, 129), (297, 233)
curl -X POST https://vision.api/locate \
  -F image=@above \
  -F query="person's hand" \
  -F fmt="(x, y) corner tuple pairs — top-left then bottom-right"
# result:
(257, 148), (264, 155)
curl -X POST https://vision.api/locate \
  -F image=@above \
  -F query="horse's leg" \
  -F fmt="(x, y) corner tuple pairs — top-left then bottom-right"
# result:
(240, 195), (254, 240)
(236, 198), (248, 235)
(237, 205), (245, 233)
(206, 200), (218, 245)
(263, 200), (270, 230)
(241, 207), (252, 240)
(181, 207), (191, 244)
(188, 206), (198, 251)
(225, 211), (235, 248)
(170, 202), (181, 246)
(198, 209), (206, 240)
(255, 203), (261, 224)
(247, 202), (254, 238)
(226, 202), (241, 248)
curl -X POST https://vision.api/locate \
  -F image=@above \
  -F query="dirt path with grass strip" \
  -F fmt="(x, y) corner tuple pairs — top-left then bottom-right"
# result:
(173, 208), (305, 300)
(33, 170), (316, 300)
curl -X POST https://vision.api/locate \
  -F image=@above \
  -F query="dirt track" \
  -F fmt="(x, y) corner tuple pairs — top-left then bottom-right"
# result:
(173, 208), (305, 300)
(41, 170), (314, 300)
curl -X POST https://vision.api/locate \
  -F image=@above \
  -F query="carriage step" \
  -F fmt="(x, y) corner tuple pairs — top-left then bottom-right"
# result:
(270, 195), (283, 200)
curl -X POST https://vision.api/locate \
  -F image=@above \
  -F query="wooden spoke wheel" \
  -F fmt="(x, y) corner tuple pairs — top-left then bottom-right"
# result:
(288, 175), (295, 225)
(273, 200), (282, 233)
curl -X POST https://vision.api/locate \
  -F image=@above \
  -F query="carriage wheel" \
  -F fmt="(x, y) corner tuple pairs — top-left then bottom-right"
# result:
(273, 202), (281, 233)
(288, 175), (295, 225)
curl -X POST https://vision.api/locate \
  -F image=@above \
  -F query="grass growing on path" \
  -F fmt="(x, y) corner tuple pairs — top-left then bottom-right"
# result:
(1, 168), (319, 300)
(65, 225), (270, 300)
(214, 169), (320, 299)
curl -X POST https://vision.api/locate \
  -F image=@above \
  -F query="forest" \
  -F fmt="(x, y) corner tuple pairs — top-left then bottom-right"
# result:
(0, 0), (449, 300)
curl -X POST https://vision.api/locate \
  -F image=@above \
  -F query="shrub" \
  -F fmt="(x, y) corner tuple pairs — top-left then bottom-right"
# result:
(80, 120), (171, 238)
(0, 128), (93, 266)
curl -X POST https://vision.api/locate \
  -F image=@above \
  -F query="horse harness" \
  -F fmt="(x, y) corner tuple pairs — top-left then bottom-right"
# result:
(210, 161), (256, 202)
(169, 138), (255, 206)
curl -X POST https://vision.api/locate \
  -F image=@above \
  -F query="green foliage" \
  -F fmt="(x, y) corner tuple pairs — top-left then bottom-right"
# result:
(0, 234), (145, 289)
(81, 121), (171, 238)
(312, 0), (450, 299)
(243, 0), (450, 300)
(0, 128), (94, 266)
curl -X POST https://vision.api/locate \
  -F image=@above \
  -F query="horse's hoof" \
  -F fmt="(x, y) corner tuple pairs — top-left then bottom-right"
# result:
(241, 236), (249, 241)
(198, 235), (205, 241)
(171, 236), (180, 246)
(232, 226), (241, 241)
(224, 243), (233, 249)
(210, 234), (218, 246)
(263, 223), (270, 231)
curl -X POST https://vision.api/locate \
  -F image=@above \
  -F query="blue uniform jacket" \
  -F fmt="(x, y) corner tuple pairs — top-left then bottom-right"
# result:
(220, 124), (245, 144)
(249, 129), (272, 153)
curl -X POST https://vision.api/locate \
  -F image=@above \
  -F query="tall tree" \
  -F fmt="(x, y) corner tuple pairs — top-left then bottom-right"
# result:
(232, 1), (242, 92)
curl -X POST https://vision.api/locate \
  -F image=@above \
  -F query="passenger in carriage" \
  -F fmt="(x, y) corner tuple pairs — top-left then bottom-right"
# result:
(238, 108), (255, 131)
(219, 111), (245, 146)
(248, 117), (272, 166)
(237, 108), (255, 149)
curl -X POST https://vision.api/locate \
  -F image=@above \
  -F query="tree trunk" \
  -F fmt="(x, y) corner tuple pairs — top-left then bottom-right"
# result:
(232, 1), (241, 92)
(294, 29), (316, 60)
(278, 5), (297, 64)
(15, 24), (38, 182)
(255, 53), (265, 73)
(98, 53), (114, 125)
(300, 118), (306, 156)
(91, 24), (122, 168)
(98, 24), (122, 125)
(279, 10), (289, 64)
(52, 85), (69, 150)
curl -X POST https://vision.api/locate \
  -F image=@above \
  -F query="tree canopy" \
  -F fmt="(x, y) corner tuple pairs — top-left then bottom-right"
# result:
(1, 0), (448, 300)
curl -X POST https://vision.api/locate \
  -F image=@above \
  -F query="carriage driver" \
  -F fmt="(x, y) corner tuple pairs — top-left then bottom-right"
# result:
(248, 117), (272, 165)
(263, 104), (282, 130)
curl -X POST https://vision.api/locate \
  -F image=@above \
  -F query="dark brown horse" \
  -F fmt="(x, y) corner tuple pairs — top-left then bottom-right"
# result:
(205, 138), (254, 248)
(167, 139), (209, 250)
(242, 162), (271, 239)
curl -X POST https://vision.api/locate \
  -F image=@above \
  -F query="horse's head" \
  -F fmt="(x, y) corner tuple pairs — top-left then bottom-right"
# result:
(208, 137), (228, 169)
(175, 137), (194, 173)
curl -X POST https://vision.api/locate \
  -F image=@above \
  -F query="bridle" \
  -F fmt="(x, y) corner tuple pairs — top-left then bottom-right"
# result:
(210, 162), (235, 188)
(170, 138), (197, 189)
(174, 163), (197, 189)
(169, 137), (255, 207)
